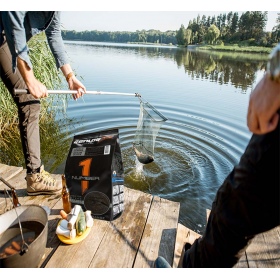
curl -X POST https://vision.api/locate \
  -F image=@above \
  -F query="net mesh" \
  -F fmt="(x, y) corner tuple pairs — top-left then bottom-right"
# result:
(133, 98), (167, 164)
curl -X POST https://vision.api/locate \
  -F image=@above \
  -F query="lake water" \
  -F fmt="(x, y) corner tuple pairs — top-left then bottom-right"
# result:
(52, 41), (268, 233)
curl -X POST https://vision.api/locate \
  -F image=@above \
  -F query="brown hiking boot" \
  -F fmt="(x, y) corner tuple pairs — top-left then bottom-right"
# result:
(26, 166), (62, 196)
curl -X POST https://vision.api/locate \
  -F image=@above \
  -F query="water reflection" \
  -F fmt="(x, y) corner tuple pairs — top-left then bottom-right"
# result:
(68, 41), (268, 92)
(175, 49), (267, 91)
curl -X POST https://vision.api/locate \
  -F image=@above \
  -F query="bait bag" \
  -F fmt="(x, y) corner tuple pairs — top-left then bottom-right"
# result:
(64, 128), (124, 221)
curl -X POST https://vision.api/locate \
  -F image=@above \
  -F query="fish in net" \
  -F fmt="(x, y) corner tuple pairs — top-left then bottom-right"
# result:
(133, 97), (167, 164)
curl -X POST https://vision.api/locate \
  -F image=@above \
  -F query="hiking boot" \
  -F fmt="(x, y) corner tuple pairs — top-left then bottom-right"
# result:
(26, 166), (62, 196)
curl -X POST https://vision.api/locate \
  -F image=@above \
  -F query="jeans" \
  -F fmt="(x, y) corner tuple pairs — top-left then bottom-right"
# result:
(183, 113), (280, 267)
(0, 39), (41, 173)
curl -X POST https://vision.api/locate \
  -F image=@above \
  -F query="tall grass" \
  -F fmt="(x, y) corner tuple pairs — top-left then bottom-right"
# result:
(0, 33), (72, 171)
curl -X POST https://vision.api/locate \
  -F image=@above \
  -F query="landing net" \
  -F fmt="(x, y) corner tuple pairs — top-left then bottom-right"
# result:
(133, 97), (167, 164)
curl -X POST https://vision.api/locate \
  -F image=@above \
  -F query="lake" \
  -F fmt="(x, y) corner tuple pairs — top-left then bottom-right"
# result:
(47, 41), (268, 233)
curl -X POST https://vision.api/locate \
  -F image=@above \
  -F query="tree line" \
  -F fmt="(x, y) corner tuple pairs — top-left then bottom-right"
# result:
(61, 11), (280, 47)
(62, 29), (177, 45)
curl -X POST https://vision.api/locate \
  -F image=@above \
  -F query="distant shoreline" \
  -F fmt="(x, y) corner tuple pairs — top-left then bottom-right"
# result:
(64, 40), (272, 54)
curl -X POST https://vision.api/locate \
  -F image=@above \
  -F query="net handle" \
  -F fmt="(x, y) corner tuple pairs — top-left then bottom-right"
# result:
(14, 89), (141, 97)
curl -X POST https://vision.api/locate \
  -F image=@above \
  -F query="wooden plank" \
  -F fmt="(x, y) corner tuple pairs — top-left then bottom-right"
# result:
(245, 226), (280, 268)
(0, 169), (62, 212)
(0, 169), (27, 213)
(133, 196), (180, 268)
(233, 251), (249, 268)
(45, 187), (153, 268)
(88, 187), (153, 268)
(207, 209), (280, 268)
(0, 166), (62, 212)
(44, 219), (110, 268)
(173, 223), (201, 268)
(0, 164), (23, 185)
(43, 192), (110, 268)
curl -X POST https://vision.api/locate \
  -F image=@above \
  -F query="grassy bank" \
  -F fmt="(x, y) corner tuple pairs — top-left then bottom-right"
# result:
(195, 44), (272, 54)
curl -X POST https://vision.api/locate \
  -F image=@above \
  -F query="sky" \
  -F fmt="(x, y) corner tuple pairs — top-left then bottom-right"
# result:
(60, 11), (279, 33)
(3, 1), (279, 32)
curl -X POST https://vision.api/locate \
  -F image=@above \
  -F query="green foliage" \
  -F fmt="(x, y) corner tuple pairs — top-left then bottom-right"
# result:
(62, 29), (178, 45)
(61, 11), (279, 48)
(176, 24), (187, 46)
(272, 13), (280, 43)
(216, 40), (224, 46)
(204, 24), (220, 45)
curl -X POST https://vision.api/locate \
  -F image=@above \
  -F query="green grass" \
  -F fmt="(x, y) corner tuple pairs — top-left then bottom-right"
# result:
(197, 44), (272, 54)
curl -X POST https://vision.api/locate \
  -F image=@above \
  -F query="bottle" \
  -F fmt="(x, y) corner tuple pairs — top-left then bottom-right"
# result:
(11, 188), (21, 208)
(62, 174), (72, 214)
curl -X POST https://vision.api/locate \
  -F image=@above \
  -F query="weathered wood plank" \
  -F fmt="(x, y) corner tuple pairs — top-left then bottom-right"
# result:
(134, 196), (180, 268)
(173, 223), (201, 268)
(2, 163), (279, 269)
(45, 187), (153, 268)
(42, 192), (109, 268)
(207, 209), (280, 268)
(0, 164), (23, 185)
(233, 252), (249, 268)
(42, 196), (108, 268)
(0, 169), (27, 212)
(245, 226), (280, 268)
(44, 218), (110, 268)
(88, 187), (153, 268)
(0, 167), (61, 212)
(0, 166), (61, 212)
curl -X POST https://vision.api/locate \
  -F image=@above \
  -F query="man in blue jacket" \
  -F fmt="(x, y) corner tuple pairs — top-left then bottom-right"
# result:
(0, 12), (86, 195)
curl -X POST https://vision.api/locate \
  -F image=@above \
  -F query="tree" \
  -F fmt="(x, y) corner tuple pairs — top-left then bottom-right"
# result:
(204, 24), (220, 44)
(230, 12), (239, 35)
(238, 11), (267, 43)
(272, 13), (280, 44)
(176, 24), (186, 46)
(185, 29), (192, 45)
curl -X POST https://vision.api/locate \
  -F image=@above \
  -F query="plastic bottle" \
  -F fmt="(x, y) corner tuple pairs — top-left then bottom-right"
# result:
(62, 174), (72, 213)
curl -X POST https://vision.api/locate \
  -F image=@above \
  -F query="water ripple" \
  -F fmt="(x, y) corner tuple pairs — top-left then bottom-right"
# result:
(58, 97), (250, 233)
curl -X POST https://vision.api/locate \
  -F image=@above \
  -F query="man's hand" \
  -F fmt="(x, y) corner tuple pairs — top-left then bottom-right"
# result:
(247, 73), (280, 134)
(67, 75), (86, 100)
(61, 65), (86, 100)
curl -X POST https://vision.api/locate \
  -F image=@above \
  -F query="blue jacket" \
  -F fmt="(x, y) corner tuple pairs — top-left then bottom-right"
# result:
(0, 11), (68, 72)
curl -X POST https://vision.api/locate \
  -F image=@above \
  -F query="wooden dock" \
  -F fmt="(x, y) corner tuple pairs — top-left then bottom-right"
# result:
(0, 163), (280, 268)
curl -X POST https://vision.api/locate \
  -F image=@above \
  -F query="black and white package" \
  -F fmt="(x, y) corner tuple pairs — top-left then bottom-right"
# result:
(64, 128), (124, 221)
